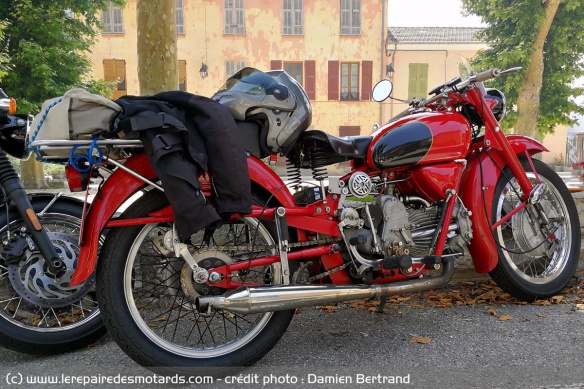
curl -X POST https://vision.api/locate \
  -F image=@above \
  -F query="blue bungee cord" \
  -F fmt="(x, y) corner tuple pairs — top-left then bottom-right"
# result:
(68, 135), (103, 173)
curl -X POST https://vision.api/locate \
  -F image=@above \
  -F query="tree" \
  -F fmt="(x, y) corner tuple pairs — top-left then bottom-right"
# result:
(462, 0), (584, 137)
(137, 0), (178, 95)
(0, 0), (124, 188)
(0, 21), (10, 80)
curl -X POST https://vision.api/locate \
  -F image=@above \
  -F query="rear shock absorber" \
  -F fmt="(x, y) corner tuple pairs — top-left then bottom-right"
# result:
(285, 157), (302, 191)
(0, 150), (64, 274)
(309, 142), (328, 201)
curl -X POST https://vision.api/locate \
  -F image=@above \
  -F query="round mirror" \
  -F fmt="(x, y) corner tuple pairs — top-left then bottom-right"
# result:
(372, 79), (393, 102)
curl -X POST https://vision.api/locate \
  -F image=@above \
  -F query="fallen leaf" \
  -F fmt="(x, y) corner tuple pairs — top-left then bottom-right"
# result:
(576, 304), (584, 311)
(488, 307), (497, 316)
(498, 315), (513, 321)
(318, 305), (338, 313)
(409, 336), (432, 344)
(537, 313), (549, 318)
(551, 296), (567, 304)
(533, 300), (552, 306)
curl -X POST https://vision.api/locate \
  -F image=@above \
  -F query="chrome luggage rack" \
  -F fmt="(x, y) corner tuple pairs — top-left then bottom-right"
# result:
(29, 138), (165, 192)
(29, 139), (144, 161)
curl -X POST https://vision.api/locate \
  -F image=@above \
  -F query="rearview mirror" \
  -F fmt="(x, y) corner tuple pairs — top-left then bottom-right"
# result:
(372, 80), (393, 102)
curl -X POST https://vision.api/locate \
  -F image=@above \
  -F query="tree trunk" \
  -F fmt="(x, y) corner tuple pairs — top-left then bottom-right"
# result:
(21, 158), (48, 189)
(514, 0), (561, 138)
(136, 0), (178, 95)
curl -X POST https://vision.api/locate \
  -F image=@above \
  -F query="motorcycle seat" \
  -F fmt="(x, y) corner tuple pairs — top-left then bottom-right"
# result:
(293, 130), (372, 161)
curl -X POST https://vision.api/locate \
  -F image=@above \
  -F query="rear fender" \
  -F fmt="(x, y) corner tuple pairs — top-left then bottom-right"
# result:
(459, 136), (547, 273)
(69, 153), (293, 286)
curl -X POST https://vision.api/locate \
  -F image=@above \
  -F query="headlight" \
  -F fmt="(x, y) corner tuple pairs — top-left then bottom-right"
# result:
(485, 88), (506, 122)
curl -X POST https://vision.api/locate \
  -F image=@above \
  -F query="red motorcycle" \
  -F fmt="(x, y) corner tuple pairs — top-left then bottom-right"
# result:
(29, 58), (579, 375)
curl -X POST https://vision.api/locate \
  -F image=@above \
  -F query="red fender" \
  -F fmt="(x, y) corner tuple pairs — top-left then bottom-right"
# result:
(70, 153), (293, 286)
(459, 136), (548, 273)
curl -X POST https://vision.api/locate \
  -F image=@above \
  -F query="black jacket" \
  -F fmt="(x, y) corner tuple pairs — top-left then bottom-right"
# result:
(116, 91), (252, 241)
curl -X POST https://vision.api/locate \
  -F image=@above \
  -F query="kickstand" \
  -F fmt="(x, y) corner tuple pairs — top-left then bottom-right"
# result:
(377, 296), (387, 313)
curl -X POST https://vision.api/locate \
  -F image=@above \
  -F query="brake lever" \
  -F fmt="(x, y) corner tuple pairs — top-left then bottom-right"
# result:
(499, 66), (523, 75)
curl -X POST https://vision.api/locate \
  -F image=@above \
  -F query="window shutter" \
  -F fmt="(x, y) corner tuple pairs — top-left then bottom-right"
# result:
(178, 60), (187, 91)
(360, 61), (372, 101)
(271, 60), (282, 70)
(103, 59), (115, 81)
(408, 63), (429, 100)
(328, 61), (339, 101)
(304, 60), (316, 100)
(339, 126), (360, 137)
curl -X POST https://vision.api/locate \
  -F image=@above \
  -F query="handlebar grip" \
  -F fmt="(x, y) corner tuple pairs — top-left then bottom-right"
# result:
(474, 68), (501, 83)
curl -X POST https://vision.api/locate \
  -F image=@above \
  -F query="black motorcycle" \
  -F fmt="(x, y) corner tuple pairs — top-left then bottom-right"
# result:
(0, 89), (105, 354)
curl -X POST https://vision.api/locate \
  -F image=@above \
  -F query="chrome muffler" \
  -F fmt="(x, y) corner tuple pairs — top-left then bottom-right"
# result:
(196, 259), (454, 314)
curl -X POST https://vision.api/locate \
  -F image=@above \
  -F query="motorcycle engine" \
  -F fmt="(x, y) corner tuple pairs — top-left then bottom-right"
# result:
(339, 178), (473, 266)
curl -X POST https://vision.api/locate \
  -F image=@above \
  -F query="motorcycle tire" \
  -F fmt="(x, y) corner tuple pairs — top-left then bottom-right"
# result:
(0, 197), (106, 354)
(489, 158), (580, 302)
(96, 190), (295, 376)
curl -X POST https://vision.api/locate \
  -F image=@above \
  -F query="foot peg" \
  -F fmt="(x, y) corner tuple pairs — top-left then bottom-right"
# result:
(383, 254), (412, 270)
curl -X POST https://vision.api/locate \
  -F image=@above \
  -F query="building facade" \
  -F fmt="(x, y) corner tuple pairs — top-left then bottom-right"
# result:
(89, 0), (387, 137)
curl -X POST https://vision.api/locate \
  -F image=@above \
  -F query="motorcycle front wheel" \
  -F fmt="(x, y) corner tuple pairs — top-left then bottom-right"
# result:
(0, 198), (105, 354)
(96, 190), (295, 376)
(489, 158), (580, 302)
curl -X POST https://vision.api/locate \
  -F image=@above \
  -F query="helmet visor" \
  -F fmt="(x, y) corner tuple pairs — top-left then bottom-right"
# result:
(217, 68), (280, 96)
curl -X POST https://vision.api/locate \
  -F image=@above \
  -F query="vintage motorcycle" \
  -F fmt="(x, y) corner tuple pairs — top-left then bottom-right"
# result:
(0, 89), (106, 354)
(28, 58), (579, 374)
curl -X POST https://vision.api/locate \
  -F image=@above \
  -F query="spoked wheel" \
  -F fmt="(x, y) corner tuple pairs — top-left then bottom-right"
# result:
(489, 158), (580, 301)
(0, 199), (105, 354)
(97, 191), (294, 376)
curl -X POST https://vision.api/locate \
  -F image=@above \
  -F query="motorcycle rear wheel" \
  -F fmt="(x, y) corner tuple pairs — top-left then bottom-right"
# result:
(0, 198), (105, 354)
(96, 190), (295, 376)
(489, 158), (580, 302)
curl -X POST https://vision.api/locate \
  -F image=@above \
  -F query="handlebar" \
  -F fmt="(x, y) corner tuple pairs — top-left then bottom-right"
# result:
(385, 66), (522, 124)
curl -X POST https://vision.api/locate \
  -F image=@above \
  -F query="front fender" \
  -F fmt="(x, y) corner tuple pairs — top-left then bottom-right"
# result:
(69, 153), (293, 286)
(459, 136), (547, 273)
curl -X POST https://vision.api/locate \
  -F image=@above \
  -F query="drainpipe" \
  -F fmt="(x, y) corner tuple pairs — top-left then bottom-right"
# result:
(379, 0), (386, 125)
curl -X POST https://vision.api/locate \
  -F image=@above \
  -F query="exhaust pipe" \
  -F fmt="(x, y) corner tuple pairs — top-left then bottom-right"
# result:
(197, 259), (454, 314)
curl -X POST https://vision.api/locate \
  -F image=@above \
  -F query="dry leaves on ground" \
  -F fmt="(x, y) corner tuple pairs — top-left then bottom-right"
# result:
(315, 280), (584, 314)
(409, 336), (432, 344)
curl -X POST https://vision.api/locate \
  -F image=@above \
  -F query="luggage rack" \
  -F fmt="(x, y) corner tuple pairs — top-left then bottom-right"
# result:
(29, 139), (144, 161)
(29, 138), (165, 192)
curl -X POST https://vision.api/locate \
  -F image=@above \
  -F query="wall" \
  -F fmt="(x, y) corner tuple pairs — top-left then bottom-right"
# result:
(88, 0), (385, 137)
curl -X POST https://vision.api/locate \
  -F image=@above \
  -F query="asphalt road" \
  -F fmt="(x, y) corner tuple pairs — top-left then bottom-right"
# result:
(1, 281), (584, 389)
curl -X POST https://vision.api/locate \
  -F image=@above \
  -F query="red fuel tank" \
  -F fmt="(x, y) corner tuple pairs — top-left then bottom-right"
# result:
(367, 112), (472, 170)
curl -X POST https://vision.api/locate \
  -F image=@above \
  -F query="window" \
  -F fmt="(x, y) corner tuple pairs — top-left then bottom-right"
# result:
(102, 2), (123, 33)
(340, 62), (359, 101)
(340, 0), (361, 35)
(283, 0), (303, 35)
(176, 0), (184, 34)
(408, 63), (429, 100)
(103, 59), (126, 99)
(225, 61), (246, 79)
(224, 0), (245, 35)
(339, 126), (360, 136)
(179, 60), (187, 91)
(284, 62), (303, 86)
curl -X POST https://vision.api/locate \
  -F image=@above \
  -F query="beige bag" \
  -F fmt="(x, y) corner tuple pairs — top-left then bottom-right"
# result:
(30, 88), (122, 143)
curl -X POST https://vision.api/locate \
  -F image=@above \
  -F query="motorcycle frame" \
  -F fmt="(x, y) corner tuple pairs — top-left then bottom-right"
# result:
(69, 85), (546, 287)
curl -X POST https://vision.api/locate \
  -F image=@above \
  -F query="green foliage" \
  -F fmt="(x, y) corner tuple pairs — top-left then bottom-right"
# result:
(0, 0), (125, 114)
(0, 21), (10, 81)
(462, 0), (584, 135)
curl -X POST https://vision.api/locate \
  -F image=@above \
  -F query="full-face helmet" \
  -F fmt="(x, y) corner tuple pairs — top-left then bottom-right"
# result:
(212, 67), (312, 155)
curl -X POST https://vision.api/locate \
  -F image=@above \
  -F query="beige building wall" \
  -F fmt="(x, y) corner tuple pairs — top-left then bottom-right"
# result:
(380, 43), (487, 123)
(542, 124), (568, 164)
(88, 0), (385, 137)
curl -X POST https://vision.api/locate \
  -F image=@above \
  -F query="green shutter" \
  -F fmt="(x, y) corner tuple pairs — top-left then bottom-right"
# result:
(408, 63), (429, 100)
